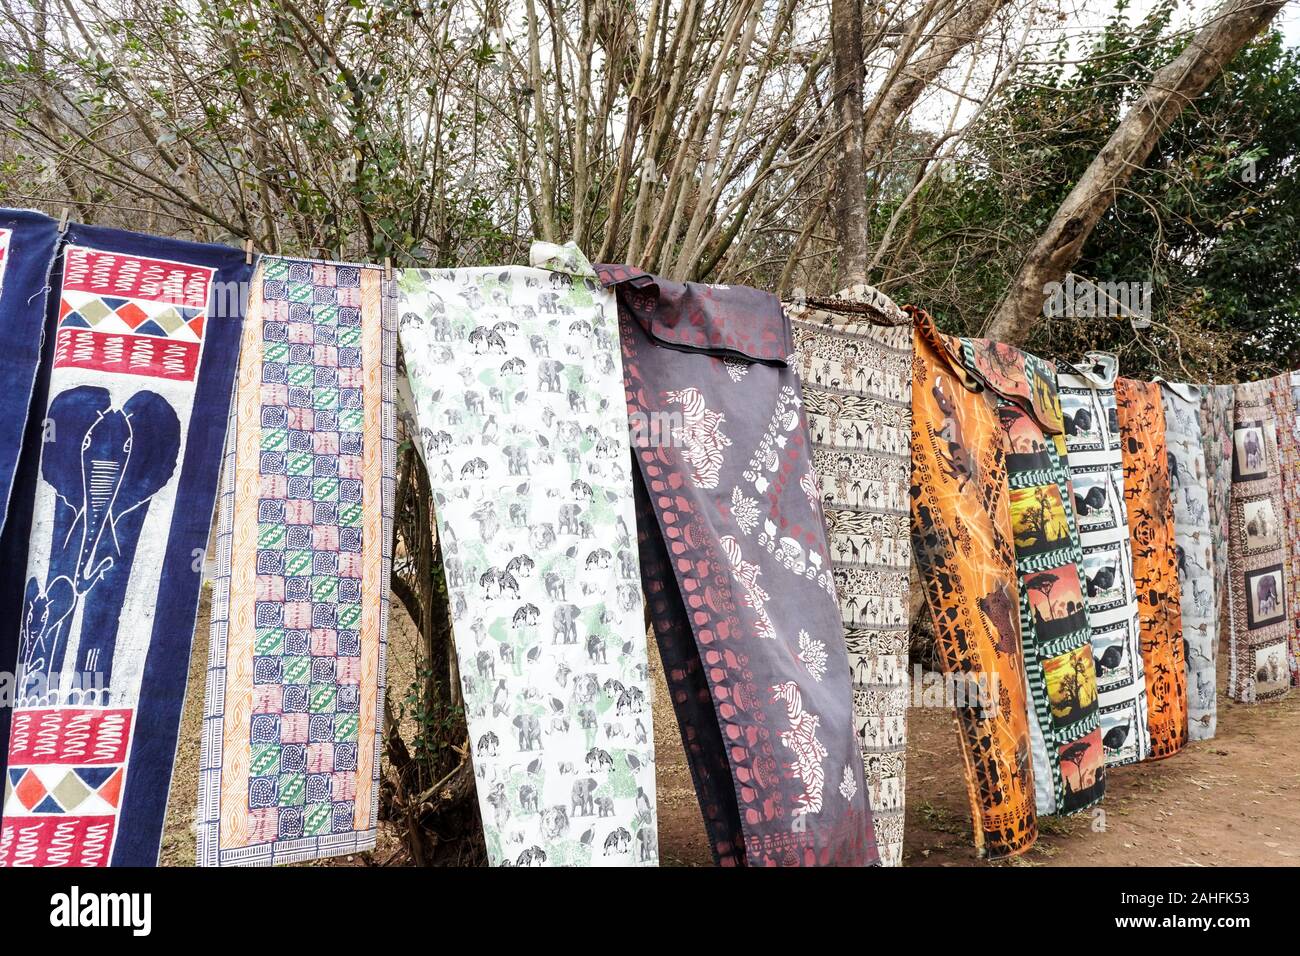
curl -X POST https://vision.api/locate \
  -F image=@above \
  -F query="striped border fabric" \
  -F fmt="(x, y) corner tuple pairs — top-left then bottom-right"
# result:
(199, 257), (395, 865)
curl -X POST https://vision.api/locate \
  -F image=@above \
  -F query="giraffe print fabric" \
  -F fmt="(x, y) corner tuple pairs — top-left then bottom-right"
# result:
(788, 290), (911, 867)
(600, 263), (878, 867)
(397, 243), (658, 867)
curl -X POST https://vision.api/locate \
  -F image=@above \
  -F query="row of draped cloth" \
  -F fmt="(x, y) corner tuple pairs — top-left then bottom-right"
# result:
(0, 207), (1292, 866)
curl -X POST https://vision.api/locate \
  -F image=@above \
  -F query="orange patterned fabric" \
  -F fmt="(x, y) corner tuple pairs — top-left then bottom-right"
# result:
(1114, 378), (1188, 759)
(909, 308), (1037, 858)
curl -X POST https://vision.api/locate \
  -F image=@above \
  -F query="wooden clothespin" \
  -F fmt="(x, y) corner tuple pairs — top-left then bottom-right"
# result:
(383, 256), (392, 282)
(57, 207), (70, 234)
(243, 238), (254, 265)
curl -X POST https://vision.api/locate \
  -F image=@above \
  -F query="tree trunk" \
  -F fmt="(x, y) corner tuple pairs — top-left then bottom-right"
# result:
(984, 0), (1288, 343)
(831, 0), (868, 287)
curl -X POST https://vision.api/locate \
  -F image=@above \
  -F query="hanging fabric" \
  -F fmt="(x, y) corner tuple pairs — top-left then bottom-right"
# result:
(789, 287), (911, 867)
(1115, 378), (1188, 759)
(1268, 373), (1300, 686)
(601, 263), (876, 867)
(1158, 381), (1217, 740)
(0, 226), (252, 866)
(909, 309), (1037, 859)
(0, 209), (62, 783)
(1199, 384), (1236, 636)
(398, 244), (658, 867)
(0, 209), (60, 541)
(1226, 380), (1293, 702)
(1055, 355), (1150, 766)
(198, 257), (394, 865)
(958, 339), (1105, 815)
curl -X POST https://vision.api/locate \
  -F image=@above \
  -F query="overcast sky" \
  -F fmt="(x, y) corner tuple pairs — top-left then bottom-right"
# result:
(907, 0), (1299, 134)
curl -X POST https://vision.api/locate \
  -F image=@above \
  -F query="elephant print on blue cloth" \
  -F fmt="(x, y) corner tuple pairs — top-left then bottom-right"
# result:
(19, 385), (180, 702)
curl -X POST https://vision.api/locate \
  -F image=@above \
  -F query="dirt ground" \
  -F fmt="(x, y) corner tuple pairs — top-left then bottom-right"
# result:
(649, 636), (1300, 867)
(164, 588), (1300, 867)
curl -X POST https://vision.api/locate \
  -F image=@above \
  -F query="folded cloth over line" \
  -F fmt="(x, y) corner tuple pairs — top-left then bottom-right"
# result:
(198, 256), (396, 866)
(398, 243), (659, 867)
(0, 224), (252, 866)
(601, 263), (878, 867)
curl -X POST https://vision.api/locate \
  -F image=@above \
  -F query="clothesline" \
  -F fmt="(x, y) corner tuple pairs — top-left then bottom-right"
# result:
(0, 206), (1295, 871)
(8, 202), (1289, 388)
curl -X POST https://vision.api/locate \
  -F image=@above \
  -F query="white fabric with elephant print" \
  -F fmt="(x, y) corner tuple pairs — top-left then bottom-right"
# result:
(396, 242), (658, 867)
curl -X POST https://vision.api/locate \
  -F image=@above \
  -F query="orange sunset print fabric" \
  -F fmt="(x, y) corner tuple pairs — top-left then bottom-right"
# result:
(909, 308), (1037, 858)
(959, 338), (1105, 817)
(1115, 378), (1188, 759)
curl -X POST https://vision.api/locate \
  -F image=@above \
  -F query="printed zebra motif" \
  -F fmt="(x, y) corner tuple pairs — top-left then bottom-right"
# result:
(771, 680), (828, 815)
(720, 534), (774, 639)
(664, 386), (731, 489)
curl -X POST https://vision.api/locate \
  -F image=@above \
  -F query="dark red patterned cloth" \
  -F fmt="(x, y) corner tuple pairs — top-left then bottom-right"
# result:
(599, 264), (878, 866)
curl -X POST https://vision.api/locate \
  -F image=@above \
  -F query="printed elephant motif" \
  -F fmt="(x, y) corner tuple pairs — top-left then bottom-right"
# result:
(636, 826), (657, 862)
(503, 445), (531, 476)
(19, 385), (180, 701)
(553, 603), (580, 643)
(537, 358), (565, 392)
(400, 259), (655, 865)
(513, 713), (543, 750)
(557, 504), (583, 535)
(571, 778), (598, 816)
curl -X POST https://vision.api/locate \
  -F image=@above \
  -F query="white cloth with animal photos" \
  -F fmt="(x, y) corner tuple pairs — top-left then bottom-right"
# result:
(1056, 354), (1150, 766)
(395, 243), (658, 866)
(1158, 381), (1218, 739)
